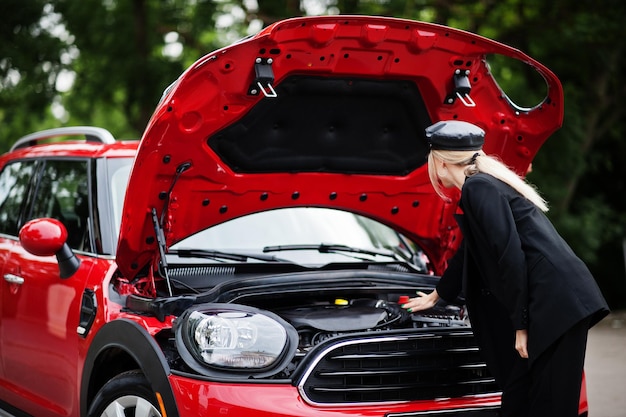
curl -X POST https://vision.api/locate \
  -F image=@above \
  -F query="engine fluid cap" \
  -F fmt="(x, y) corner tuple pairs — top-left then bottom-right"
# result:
(334, 298), (349, 306)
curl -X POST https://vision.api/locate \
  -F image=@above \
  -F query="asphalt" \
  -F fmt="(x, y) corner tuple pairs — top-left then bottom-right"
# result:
(585, 310), (626, 417)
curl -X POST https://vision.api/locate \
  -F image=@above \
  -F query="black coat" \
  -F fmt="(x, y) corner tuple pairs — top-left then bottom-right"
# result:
(436, 173), (609, 384)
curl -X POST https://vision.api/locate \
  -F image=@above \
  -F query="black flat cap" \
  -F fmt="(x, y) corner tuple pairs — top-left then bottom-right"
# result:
(425, 120), (485, 151)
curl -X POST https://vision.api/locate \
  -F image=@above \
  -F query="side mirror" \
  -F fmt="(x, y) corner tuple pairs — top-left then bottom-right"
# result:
(19, 218), (81, 279)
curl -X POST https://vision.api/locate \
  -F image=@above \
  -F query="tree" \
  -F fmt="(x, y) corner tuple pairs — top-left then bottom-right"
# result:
(1, 0), (625, 306)
(0, 0), (67, 145)
(51, 0), (222, 136)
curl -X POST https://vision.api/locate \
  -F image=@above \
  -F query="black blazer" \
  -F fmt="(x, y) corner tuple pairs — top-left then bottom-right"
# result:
(436, 173), (609, 378)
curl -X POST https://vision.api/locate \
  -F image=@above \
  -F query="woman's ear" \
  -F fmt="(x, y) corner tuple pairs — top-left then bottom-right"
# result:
(436, 160), (448, 178)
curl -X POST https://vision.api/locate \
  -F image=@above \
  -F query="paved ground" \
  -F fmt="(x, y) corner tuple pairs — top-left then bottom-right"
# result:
(585, 310), (626, 417)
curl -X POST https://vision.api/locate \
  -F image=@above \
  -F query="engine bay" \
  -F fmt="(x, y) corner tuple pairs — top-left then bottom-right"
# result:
(127, 270), (471, 378)
(263, 296), (468, 352)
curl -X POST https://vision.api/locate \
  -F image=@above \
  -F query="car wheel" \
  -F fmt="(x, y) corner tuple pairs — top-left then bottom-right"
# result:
(88, 370), (162, 417)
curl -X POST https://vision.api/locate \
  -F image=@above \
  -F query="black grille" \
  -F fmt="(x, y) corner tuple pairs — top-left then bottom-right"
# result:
(298, 329), (500, 405)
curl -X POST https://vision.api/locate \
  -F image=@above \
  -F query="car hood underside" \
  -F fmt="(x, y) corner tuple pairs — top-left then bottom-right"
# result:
(117, 15), (563, 280)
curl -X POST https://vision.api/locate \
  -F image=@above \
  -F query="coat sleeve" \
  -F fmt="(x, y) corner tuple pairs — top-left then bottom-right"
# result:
(436, 239), (464, 302)
(462, 177), (529, 330)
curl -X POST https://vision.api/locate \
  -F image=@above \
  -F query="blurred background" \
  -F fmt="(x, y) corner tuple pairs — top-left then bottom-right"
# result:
(1, 0), (625, 310)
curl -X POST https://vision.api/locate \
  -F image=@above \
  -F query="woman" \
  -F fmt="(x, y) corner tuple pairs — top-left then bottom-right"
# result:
(403, 120), (609, 417)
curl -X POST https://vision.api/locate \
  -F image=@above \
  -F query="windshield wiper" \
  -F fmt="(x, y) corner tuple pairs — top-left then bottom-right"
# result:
(169, 248), (285, 263)
(262, 243), (401, 260)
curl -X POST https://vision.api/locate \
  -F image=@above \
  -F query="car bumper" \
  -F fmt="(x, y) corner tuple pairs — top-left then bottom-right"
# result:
(169, 374), (501, 417)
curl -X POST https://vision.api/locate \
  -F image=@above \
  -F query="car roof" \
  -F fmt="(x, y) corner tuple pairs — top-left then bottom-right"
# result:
(1, 126), (138, 163)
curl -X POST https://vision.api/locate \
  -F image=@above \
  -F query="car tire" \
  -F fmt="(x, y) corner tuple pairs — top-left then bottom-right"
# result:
(87, 370), (162, 417)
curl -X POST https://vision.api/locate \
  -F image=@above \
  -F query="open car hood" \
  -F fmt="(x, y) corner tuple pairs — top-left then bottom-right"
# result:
(117, 15), (563, 280)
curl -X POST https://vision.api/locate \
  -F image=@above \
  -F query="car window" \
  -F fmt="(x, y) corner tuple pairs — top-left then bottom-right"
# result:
(30, 159), (91, 252)
(110, 162), (131, 237)
(0, 160), (37, 236)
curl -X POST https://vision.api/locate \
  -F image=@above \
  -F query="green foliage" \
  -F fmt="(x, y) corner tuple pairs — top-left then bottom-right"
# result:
(1, 0), (625, 306)
(51, 0), (220, 134)
(0, 0), (68, 147)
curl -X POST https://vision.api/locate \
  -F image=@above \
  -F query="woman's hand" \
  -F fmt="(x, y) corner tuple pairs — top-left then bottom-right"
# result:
(515, 329), (529, 358)
(402, 290), (440, 312)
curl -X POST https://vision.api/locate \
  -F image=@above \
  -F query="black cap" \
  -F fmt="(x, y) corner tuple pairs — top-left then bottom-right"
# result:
(425, 120), (485, 151)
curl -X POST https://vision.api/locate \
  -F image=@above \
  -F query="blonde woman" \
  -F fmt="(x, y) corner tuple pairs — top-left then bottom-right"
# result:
(403, 120), (609, 417)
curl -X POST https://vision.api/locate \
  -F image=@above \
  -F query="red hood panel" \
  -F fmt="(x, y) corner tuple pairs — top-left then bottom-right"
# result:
(117, 16), (563, 279)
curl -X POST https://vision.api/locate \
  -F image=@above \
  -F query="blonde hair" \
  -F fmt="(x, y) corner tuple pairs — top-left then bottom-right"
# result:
(428, 149), (549, 212)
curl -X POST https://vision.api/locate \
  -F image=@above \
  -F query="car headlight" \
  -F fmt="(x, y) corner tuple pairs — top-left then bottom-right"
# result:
(175, 304), (297, 378)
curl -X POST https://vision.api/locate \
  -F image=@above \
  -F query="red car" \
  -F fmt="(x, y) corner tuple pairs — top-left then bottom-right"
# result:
(0, 15), (581, 417)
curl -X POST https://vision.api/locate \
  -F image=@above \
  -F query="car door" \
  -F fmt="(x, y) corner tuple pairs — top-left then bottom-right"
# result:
(0, 159), (38, 383)
(0, 158), (93, 416)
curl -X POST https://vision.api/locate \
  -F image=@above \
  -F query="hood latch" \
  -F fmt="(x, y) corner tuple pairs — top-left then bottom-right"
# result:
(249, 57), (278, 97)
(445, 69), (476, 107)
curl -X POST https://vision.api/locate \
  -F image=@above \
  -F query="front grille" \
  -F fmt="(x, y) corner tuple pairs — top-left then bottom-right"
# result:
(298, 329), (500, 405)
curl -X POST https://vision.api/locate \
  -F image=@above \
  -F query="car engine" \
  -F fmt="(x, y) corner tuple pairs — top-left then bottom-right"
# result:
(274, 297), (468, 352)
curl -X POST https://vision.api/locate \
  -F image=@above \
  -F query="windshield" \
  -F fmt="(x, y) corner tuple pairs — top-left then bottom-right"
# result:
(170, 207), (429, 270)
